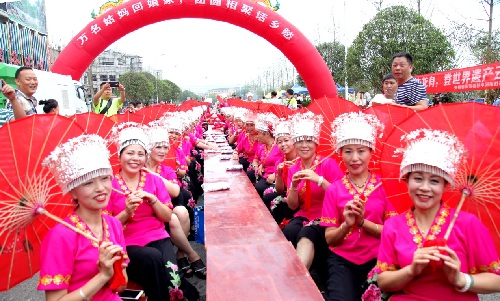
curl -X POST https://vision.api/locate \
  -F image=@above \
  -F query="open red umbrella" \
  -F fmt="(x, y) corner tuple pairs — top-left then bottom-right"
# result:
(305, 96), (359, 165)
(110, 112), (152, 125)
(363, 104), (416, 174)
(379, 103), (500, 252)
(139, 104), (176, 120)
(227, 98), (260, 111)
(263, 103), (293, 118)
(72, 112), (116, 140)
(0, 115), (86, 290)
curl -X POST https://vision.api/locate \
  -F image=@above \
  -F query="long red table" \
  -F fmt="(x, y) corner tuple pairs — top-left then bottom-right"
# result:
(204, 141), (324, 300)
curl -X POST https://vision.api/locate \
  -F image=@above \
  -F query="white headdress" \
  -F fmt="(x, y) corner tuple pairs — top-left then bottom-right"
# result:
(331, 112), (384, 152)
(273, 118), (291, 138)
(243, 111), (258, 124)
(255, 113), (277, 133)
(233, 108), (248, 121)
(290, 112), (323, 143)
(164, 113), (187, 134)
(43, 135), (113, 194)
(110, 122), (151, 156)
(147, 120), (169, 149)
(397, 129), (466, 187)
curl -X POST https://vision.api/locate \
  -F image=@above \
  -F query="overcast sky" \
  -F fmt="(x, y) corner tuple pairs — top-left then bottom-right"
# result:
(45, 0), (499, 93)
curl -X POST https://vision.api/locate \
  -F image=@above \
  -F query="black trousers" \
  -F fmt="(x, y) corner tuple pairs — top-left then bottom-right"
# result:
(255, 177), (271, 199)
(239, 157), (250, 172)
(326, 252), (377, 301)
(126, 238), (177, 301)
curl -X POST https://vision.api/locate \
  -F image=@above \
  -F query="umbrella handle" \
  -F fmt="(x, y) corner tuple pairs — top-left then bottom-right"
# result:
(141, 167), (170, 183)
(443, 190), (470, 240)
(37, 208), (99, 243)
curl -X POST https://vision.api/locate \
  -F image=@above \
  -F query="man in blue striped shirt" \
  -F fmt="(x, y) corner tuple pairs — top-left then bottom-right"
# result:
(391, 52), (429, 111)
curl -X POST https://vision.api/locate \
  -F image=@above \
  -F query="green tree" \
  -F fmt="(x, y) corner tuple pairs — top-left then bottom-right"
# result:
(180, 90), (201, 102)
(471, 29), (500, 64)
(164, 79), (182, 102)
(297, 41), (347, 88)
(346, 5), (455, 93)
(118, 72), (155, 104)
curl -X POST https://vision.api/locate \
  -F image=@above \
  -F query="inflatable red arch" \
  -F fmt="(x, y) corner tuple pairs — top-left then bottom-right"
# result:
(52, 0), (337, 100)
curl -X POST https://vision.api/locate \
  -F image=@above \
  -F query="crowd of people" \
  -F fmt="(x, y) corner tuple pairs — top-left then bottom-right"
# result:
(217, 95), (500, 300)
(37, 107), (218, 301)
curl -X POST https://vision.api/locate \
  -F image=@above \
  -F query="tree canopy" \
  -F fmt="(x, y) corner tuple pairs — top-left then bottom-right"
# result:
(118, 71), (183, 104)
(297, 41), (346, 88)
(346, 5), (455, 92)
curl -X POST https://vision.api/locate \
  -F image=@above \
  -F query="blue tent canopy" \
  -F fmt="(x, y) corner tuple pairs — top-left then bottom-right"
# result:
(336, 84), (355, 93)
(290, 84), (309, 94)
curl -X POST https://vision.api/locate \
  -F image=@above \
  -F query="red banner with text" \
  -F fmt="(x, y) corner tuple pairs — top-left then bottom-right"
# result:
(414, 62), (500, 94)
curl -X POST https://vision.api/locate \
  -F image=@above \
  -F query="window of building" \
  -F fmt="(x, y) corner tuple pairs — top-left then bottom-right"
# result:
(109, 75), (116, 81)
(100, 75), (108, 82)
(92, 74), (97, 81)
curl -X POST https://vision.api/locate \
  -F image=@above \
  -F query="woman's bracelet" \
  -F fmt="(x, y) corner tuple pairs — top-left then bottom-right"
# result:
(358, 219), (365, 227)
(317, 176), (324, 187)
(148, 197), (158, 205)
(455, 273), (473, 292)
(289, 186), (298, 192)
(79, 288), (89, 301)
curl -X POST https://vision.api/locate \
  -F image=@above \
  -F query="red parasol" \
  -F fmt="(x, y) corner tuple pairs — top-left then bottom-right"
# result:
(72, 112), (116, 140)
(227, 98), (260, 111)
(0, 115), (86, 290)
(139, 104), (176, 120)
(379, 103), (500, 252)
(262, 103), (293, 118)
(363, 104), (416, 174)
(305, 96), (359, 166)
(178, 100), (207, 111)
(110, 112), (152, 125)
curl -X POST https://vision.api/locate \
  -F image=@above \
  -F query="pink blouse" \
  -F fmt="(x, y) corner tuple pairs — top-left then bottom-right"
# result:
(256, 143), (281, 178)
(175, 144), (188, 171)
(376, 203), (500, 300)
(286, 155), (343, 220)
(236, 134), (260, 162)
(320, 173), (397, 264)
(156, 163), (180, 186)
(38, 214), (126, 301)
(106, 172), (173, 246)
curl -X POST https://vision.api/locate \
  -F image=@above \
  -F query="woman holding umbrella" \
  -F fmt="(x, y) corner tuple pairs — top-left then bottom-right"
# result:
(39, 135), (127, 301)
(376, 129), (500, 300)
(320, 112), (397, 301)
(283, 112), (343, 272)
(105, 123), (188, 301)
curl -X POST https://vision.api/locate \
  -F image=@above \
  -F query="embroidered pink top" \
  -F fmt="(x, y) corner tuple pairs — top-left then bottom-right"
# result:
(256, 143), (281, 178)
(320, 173), (397, 264)
(106, 172), (173, 246)
(38, 214), (126, 301)
(286, 155), (343, 220)
(174, 144), (188, 171)
(195, 125), (204, 139)
(376, 203), (500, 300)
(156, 163), (180, 186)
(182, 138), (193, 156)
(236, 134), (260, 162)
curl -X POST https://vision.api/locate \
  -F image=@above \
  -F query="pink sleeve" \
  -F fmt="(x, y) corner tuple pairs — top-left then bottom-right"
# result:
(189, 134), (198, 146)
(320, 183), (341, 227)
(38, 226), (75, 290)
(465, 215), (500, 275)
(323, 158), (343, 183)
(375, 217), (400, 273)
(152, 174), (173, 209)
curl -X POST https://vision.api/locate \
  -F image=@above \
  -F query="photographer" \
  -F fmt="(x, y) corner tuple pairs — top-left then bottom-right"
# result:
(93, 82), (126, 117)
(0, 79), (26, 126)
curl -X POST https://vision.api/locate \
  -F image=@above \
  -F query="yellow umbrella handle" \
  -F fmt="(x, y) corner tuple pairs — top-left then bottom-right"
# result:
(444, 190), (470, 240)
(37, 208), (99, 243)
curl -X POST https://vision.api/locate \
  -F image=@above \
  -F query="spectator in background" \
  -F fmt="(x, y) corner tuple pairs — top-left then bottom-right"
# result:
(493, 97), (500, 106)
(284, 89), (298, 109)
(371, 74), (398, 105)
(247, 95), (254, 102)
(391, 52), (428, 111)
(39, 99), (59, 114)
(431, 93), (441, 106)
(7, 66), (38, 116)
(0, 79), (26, 126)
(269, 91), (280, 105)
(93, 82), (126, 117)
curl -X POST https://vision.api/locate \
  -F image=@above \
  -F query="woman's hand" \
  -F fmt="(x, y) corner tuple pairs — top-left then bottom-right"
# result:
(350, 199), (365, 226)
(276, 162), (284, 174)
(343, 200), (357, 227)
(98, 241), (125, 280)
(436, 246), (465, 288)
(125, 193), (142, 215)
(409, 246), (440, 277)
(266, 173), (275, 184)
(258, 164), (264, 177)
(133, 191), (157, 205)
(296, 169), (321, 183)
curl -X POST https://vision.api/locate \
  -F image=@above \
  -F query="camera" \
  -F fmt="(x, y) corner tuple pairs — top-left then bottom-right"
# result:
(108, 81), (120, 88)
